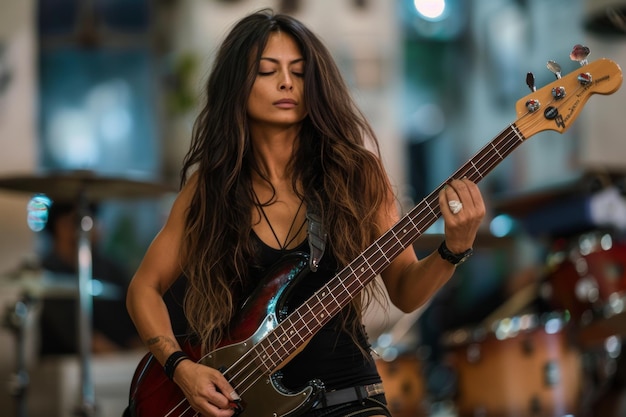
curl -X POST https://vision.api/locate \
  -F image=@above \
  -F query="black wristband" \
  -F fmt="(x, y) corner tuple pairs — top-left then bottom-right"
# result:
(164, 351), (189, 380)
(438, 240), (473, 265)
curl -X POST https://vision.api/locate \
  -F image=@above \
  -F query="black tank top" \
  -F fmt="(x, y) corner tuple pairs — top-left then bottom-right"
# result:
(247, 233), (381, 391)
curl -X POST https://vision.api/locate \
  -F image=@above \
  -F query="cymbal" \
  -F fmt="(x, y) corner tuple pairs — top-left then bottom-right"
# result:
(0, 170), (176, 202)
(492, 177), (583, 217)
(1, 268), (123, 301)
(492, 170), (626, 218)
(37, 270), (124, 301)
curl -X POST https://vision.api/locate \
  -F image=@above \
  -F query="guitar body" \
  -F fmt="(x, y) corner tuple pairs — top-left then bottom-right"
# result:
(127, 252), (324, 417)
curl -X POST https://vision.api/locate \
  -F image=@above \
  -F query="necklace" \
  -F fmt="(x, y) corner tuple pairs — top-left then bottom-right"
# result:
(254, 193), (307, 250)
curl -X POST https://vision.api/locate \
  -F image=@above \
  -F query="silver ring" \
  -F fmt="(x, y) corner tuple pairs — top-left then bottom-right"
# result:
(448, 200), (463, 214)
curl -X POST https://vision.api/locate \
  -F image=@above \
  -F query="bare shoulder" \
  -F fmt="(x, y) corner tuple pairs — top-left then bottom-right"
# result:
(168, 171), (199, 220)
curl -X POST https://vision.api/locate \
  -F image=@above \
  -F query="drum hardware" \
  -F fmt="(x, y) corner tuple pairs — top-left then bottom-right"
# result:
(603, 293), (626, 318)
(544, 360), (560, 387)
(3, 294), (36, 417)
(74, 197), (97, 417)
(576, 335), (624, 417)
(0, 170), (175, 417)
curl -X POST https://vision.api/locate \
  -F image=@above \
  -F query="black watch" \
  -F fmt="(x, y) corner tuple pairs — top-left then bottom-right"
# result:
(438, 240), (473, 265)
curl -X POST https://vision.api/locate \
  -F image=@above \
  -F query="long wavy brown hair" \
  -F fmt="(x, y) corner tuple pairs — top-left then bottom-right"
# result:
(179, 9), (393, 355)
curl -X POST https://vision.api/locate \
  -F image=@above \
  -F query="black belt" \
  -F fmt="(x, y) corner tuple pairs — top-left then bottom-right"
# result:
(313, 383), (385, 409)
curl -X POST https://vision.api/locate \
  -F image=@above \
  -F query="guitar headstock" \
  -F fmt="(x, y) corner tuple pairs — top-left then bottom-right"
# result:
(515, 56), (622, 139)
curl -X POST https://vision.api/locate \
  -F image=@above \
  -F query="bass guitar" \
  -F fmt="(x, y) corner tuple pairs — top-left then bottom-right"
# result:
(127, 53), (622, 417)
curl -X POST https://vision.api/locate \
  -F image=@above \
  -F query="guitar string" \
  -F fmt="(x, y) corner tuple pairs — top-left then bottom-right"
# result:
(204, 117), (530, 404)
(163, 84), (584, 417)
(176, 98), (568, 417)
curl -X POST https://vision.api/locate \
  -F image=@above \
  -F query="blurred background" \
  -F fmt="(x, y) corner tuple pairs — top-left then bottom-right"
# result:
(1, 0), (626, 416)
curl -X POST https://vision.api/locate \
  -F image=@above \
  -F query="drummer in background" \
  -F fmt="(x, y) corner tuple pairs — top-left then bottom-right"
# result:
(38, 201), (142, 355)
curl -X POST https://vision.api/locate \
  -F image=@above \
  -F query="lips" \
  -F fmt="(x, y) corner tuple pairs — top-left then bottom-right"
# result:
(273, 98), (297, 108)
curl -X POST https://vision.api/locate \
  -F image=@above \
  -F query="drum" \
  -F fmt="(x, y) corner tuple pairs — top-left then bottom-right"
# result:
(375, 354), (428, 417)
(542, 231), (626, 323)
(442, 313), (582, 417)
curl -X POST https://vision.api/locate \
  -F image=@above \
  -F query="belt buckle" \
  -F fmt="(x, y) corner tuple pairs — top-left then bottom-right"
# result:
(365, 383), (384, 397)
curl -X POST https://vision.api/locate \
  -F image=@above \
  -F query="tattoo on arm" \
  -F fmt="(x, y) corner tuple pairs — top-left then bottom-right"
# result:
(145, 336), (179, 359)
(146, 336), (162, 346)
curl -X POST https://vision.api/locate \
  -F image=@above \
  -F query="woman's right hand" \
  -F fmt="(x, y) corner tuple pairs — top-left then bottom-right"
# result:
(174, 360), (241, 417)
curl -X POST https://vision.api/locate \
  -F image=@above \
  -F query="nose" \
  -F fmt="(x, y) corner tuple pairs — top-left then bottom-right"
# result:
(279, 72), (293, 91)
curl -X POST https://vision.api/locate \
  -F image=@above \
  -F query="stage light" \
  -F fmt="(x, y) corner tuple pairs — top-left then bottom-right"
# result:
(402, 0), (467, 40)
(413, 0), (447, 22)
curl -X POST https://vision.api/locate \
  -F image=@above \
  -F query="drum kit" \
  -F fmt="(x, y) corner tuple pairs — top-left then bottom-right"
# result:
(372, 226), (626, 417)
(0, 170), (175, 417)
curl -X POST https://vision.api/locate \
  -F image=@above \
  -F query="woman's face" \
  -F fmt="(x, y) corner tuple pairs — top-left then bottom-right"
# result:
(247, 31), (307, 130)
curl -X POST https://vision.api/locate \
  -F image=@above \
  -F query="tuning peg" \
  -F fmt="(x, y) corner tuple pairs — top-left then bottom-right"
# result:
(547, 60), (562, 79)
(570, 44), (590, 66)
(526, 72), (537, 92)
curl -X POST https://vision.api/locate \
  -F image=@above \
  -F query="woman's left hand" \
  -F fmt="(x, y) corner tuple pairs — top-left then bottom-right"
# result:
(438, 178), (486, 253)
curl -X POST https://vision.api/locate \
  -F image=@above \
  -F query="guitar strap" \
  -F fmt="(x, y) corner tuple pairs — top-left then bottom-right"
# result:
(306, 202), (327, 272)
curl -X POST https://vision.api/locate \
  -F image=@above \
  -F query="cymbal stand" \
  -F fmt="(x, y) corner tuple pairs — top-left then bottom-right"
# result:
(74, 192), (97, 417)
(3, 295), (34, 417)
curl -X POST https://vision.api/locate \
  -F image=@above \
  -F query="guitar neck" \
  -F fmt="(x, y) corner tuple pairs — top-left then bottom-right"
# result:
(251, 123), (526, 371)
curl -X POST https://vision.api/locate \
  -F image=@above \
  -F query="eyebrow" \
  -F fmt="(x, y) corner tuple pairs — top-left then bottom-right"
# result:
(259, 57), (305, 65)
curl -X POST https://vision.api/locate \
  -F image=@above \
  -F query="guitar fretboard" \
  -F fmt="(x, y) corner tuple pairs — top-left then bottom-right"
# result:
(251, 122), (526, 371)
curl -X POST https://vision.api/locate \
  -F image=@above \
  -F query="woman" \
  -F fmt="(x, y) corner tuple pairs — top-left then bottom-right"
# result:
(126, 9), (485, 417)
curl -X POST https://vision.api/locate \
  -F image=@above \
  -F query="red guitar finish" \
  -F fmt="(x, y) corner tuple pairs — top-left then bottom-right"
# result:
(128, 253), (323, 417)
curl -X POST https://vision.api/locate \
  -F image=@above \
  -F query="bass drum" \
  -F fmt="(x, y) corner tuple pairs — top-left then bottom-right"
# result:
(375, 353), (428, 417)
(442, 313), (582, 417)
(542, 231), (626, 323)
